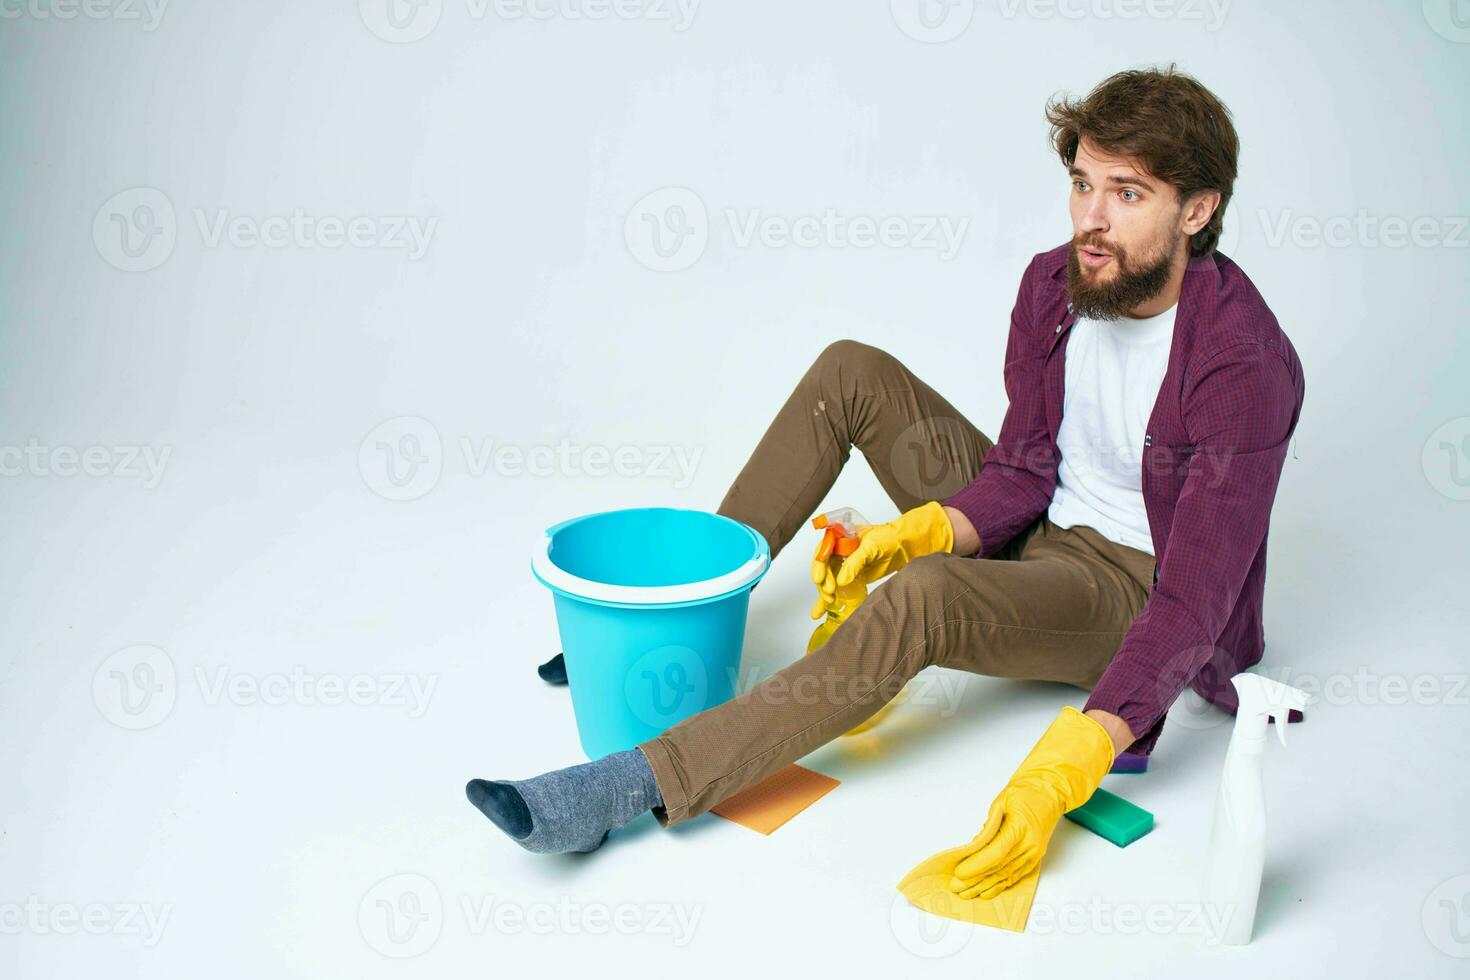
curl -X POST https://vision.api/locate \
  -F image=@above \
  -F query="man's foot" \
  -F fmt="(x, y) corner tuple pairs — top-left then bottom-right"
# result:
(536, 653), (567, 685)
(464, 748), (662, 854)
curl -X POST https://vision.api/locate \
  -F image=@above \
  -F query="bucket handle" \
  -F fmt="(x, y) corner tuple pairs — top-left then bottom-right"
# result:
(531, 532), (767, 605)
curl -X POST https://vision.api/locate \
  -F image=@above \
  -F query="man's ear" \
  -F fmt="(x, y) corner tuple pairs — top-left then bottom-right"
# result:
(1181, 190), (1221, 236)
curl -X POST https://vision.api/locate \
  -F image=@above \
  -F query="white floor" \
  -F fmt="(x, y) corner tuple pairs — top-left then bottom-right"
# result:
(3, 444), (1468, 978)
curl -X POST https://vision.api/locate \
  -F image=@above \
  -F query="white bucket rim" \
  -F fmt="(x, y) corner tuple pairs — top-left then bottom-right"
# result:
(530, 514), (769, 605)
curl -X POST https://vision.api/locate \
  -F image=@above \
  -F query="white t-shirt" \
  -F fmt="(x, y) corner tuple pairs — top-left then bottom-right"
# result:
(1046, 303), (1177, 555)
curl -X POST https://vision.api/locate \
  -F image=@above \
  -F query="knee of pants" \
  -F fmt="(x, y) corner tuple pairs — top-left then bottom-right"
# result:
(809, 338), (898, 386)
(865, 553), (972, 674)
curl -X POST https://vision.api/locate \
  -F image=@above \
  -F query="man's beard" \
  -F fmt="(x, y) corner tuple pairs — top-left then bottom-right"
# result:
(1066, 232), (1176, 320)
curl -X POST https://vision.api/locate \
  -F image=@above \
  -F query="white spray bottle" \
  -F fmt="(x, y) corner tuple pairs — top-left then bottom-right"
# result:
(1204, 672), (1315, 946)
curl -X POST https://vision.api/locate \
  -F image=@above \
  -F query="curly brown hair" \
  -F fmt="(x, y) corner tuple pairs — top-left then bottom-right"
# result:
(1046, 65), (1239, 257)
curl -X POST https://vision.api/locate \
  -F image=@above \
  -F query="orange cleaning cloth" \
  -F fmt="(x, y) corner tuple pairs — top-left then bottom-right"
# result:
(710, 764), (839, 835)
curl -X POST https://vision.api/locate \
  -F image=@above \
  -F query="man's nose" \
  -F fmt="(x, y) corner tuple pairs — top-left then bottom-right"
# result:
(1078, 196), (1109, 236)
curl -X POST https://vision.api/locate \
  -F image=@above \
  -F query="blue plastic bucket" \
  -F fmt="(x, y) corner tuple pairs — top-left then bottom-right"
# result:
(530, 508), (770, 759)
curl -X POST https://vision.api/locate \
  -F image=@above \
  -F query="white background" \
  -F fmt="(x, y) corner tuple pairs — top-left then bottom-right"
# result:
(2, 1), (1468, 977)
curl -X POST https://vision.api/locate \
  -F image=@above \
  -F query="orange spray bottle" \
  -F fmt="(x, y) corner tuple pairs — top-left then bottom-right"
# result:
(807, 507), (908, 734)
(807, 508), (869, 654)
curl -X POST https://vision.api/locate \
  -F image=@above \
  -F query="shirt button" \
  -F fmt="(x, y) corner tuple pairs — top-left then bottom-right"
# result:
(1055, 324), (1062, 333)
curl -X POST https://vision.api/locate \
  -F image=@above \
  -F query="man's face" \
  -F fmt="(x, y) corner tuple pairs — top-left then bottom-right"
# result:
(1065, 137), (1187, 320)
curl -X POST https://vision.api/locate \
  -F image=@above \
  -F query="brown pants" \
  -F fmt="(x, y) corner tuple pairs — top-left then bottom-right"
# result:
(636, 340), (1157, 828)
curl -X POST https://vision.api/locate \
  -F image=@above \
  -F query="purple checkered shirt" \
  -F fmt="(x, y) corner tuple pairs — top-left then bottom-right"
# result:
(942, 244), (1306, 756)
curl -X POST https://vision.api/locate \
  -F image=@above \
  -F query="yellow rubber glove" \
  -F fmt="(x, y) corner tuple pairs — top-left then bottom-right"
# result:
(806, 558), (868, 653)
(942, 707), (1115, 900)
(806, 557), (904, 736)
(812, 500), (955, 605)
(808, 559), (869, 625)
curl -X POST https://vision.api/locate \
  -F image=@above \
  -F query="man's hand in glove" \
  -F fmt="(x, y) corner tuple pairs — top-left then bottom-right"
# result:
(942, 707), (1127, 900)
(812, 500), (955, 607)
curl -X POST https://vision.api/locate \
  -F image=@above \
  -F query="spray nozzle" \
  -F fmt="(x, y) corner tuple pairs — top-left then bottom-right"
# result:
(1229, 672), (1315, 748)
(812, 507), (870, 562)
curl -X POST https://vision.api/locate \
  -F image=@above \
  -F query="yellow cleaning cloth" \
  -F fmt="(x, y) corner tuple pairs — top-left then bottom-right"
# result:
(710, 764), (839, 835)
(896, 839), (1041, 932)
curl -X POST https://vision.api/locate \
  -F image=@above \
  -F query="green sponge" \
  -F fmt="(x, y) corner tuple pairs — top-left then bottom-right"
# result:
(1064, 787), (1154, 847)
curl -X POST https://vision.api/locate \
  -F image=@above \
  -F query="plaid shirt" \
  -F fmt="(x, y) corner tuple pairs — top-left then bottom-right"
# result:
(942, 244), (1305, 755)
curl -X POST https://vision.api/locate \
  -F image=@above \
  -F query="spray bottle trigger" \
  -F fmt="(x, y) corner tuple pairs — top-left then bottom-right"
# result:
(1268, 688), (1315, 748)
(1272, 711), (1290, 748)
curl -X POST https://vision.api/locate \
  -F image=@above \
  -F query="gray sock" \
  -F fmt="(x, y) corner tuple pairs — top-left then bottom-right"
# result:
(465, 747), (664, 854)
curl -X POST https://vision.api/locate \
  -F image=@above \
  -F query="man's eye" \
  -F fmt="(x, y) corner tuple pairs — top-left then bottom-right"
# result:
(1074, 180), (1089, 192)
(1120, 189), (1139, 202)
